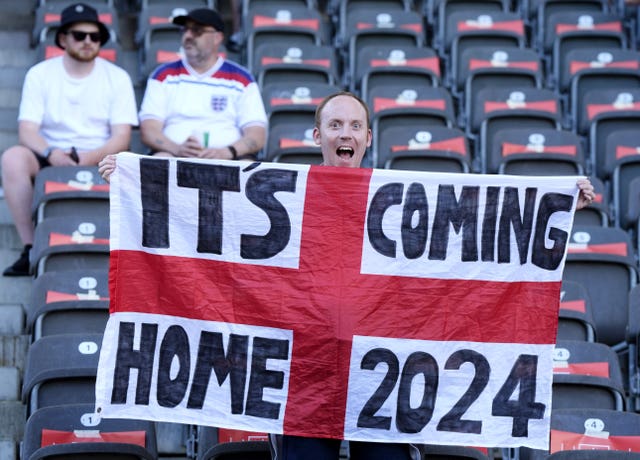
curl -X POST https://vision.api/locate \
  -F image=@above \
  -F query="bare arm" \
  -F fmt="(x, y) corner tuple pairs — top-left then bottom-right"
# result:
(140, 118), (204, 157)
(79, 124), (132, 166)
(200, 124), (267, 160)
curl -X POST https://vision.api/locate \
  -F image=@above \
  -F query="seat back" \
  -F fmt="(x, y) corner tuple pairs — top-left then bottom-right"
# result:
(376, 125), (471, 173)
(552, 340), (626, 411)
(487, 127), (585, 175)
(558, 280), (596, 342)
(30, 215), (111, 277)
(27, 269), (110, 340)
(23, 403), (157, 460)
(22, 333), (103, 416)
(564, 225), (638, 346)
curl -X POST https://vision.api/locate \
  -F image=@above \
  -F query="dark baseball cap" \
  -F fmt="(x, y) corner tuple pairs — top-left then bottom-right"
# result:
(172, 8), (225, 33)
(55, 3), (110, 49)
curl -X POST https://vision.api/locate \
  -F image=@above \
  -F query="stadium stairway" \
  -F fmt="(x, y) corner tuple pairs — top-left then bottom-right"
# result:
(0, 2), (38, 457)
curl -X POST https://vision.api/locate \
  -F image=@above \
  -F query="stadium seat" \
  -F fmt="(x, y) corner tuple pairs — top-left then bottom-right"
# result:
(469, 87), (562, 172)
(333, 0), (414, 49)
(366, 85), (457, 169)
(375, 125), (471, 172)
(264, 122), (321, 164)
(564, 225), (638, 348)
(434, 2), (513, 56)
(453, 46), (542, 106)
(22, 403), (157, 460)
(552, 339), (626, 411)
(541, 11), (624, 60)
(568, 64), (640, 134)
(262, 82), (342, 134)
(251, 42), (338, 87)
(420, 444), (490, 459)
(352, 44), (441, 98)
(195, 426), (270, 460)
(605, 129), (640, 228)
(519, 407), (640, 460)
(198, 440), (271, 460)
(582, 88), (640, 178)
(628, 285), (640, 412)
(558, 279), (597, 342)
(31, 165), (109, 224)
(135, 4), (184, 80)
(26, 268), (109, 340)
(486, 127), (585, 175)
(243, 4), (328, 71)
(30, 215), (111, 277)
(22, 332), (103, 416)
(554, 47), (640, 99)
(549, 13), (627, 97)
(625, 176), (640, 250)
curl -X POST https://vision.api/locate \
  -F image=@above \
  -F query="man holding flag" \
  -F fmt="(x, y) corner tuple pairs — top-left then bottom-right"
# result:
(99, 93), (594, 460)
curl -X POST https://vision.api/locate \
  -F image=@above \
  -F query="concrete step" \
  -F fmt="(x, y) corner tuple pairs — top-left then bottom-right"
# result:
(0, 49), (37, 69)
(0, 304), (25, 336)
(0, 67), (28, 89)
(0, 88), (22, 110)
(0, 334), (29, 370)
(0, 401), (26, 445)
(0, 255), (32, 306)
(0, 439), (18, 460)
(0, 367), (20, 401)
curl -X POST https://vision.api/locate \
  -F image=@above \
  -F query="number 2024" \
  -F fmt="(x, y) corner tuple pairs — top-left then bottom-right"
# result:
(357, 348), (546, 437)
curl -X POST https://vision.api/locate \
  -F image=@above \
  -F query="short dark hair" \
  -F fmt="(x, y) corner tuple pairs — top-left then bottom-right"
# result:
(314, 91), (371, 130)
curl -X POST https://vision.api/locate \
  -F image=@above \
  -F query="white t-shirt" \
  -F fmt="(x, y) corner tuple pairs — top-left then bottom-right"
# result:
(19, 56), (138, 150)
(139, 56), (267, 147)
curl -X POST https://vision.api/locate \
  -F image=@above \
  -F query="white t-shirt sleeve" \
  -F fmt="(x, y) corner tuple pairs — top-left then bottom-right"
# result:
(18, 64), (46, 124)
(237, 81), (268, 129)
(108, 67), (139, 127)
(138, 78), (167, 122)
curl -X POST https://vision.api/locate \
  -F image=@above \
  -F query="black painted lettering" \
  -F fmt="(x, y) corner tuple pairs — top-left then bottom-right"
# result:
(187, 332), (249, 414)
(368, 183), (404, 258)
(242, 169), (297, 260)
(111, 322), (158, 405)
(140, 158), (170, 248)
(481, 187), (500, 262)
(498, 187), (536, 264)
(245, 337), (289, 419)
(401, 183), (429, 259)
(429, 185), (479, 261)
(532, 193), (573, 270)
(396, 352), (438, 434)
(177, 162), (240, 254)
(157, 325), (191, 408)
(357, 348), (398, 430)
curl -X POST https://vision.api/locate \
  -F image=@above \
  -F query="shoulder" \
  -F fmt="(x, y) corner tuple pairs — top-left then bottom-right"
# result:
(95, 57), (132, 78)
(216, 59), (255, 87)
(28, 56), (62, 74)
(149, 59), (188, 83)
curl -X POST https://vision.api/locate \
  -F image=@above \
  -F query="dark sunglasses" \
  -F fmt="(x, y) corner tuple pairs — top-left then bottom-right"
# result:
(67, 30), (101, 43)
(180, 25), (217, 37)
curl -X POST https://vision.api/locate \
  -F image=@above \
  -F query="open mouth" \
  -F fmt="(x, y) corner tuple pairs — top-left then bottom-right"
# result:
(336, 146), (354, 159)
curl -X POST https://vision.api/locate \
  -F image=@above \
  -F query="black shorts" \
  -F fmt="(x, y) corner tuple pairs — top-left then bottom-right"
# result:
(31, 150), (51, 169)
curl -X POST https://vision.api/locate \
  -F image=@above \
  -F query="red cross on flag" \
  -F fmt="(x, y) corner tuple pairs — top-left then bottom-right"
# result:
(96, 153), (581, 449)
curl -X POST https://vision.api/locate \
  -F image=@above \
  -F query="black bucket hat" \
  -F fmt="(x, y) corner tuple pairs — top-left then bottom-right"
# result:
(172, 8), (225, 33)
(55, 3), (110, 49)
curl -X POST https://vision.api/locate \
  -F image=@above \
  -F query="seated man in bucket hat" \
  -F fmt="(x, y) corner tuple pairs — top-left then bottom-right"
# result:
(1, 2), (138, 276)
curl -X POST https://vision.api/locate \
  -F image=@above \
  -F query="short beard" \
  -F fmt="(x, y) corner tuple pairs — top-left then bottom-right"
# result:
(66, 46), (99, 63)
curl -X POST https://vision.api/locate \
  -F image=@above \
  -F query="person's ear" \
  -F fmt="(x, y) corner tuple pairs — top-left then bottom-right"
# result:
(313, 127), (321, 146)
